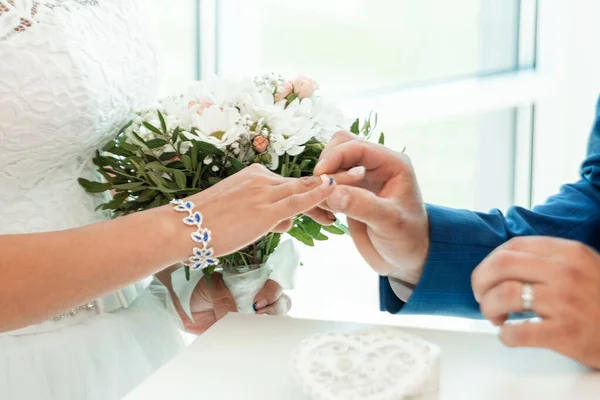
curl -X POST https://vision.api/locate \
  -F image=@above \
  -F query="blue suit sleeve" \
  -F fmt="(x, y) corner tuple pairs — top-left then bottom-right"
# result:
(381, 96), (600, 317)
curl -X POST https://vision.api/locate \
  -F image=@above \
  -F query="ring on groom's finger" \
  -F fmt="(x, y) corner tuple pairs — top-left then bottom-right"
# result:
(521, 283), (535, 313)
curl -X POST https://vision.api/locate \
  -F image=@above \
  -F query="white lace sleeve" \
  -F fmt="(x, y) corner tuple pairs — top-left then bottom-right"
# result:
(0, 0), (36, 39)
(0, 0), (97, 40)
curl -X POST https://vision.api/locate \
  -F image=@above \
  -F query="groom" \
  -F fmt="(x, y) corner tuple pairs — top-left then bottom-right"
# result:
(314, 96), (600, 369)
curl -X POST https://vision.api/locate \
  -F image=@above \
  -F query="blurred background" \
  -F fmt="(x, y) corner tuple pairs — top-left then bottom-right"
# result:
(153, 0), (600, 328)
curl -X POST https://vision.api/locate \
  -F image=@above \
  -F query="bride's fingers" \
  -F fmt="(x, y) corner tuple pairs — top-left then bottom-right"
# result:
(185, 311), (218, 335)
(256, 294), (292, 316)
(253, 279), (283, 311)
(206, 273), (237, 320)
(271, 175), (336, 220)
(278, 167), (365, 199)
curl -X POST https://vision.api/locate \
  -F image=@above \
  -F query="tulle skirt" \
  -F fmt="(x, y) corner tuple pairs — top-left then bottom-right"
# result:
(0, 285), (185, 400)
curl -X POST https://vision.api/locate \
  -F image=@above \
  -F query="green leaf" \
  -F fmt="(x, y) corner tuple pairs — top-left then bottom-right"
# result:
(288, 226), (315, 247)
(143, 122), (164, 137)
(191, 144), (199, 169)
(118, 142), (140, 153)
(378, 132), (385, 145)
(173, 170), (187, 189)
(159, 152), (178, 161)
(78, 178), (111, 193)
(108, 146), (134, 157)
(146, 138), (170, 149)
(333, 220), (350, 235)
(131, 131), (147, 146)
(301, 217), (322, 239)
(149, 196), (163, 209)
(202, 266), (217, 281)
(137, 189), (158, 202)
(207, 177), (222, 185)
(227, 156), (245, 172)
(322, 224), (345, 235)
(192, 140), (224, 156)
(349, 119), (360, 135)
(182, 155), (193, 170)
(118, 120), (133, 133)
(149, 186), (182, 194)
(113, 182), (147, 190)
(192, 165), (203, 188)
(157, 111), (167, 134)
(102, 193), (128, 210)
(285, 92), (299, 105)
(172, 127), (180, 143)
(148, 172), (168, 187)
(267, 233), (281, 255)
(102, 141), (117, 152)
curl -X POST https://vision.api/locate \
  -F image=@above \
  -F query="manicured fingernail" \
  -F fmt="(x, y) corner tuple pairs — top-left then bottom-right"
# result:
(320, 174), (334, 188)
(348, 166), (366, 177)
(314, 160), (324, 172)
(253, 300), (267, 311)
(474, 292), (480, 304)
(327, 212), (337, 221)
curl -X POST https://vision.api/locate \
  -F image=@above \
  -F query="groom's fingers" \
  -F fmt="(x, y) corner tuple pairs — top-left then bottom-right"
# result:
(206, 273), (237, 320)
(276, 168), (365, 201)
(304, 207), (337, 225)
(315, 140), (388, 176)
(272, 219), (293, 233)
(319, 130), (358, 161)
(327, 185), (399, 232)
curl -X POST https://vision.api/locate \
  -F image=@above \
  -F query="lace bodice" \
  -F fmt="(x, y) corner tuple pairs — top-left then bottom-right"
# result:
(0, 0), (159, 234)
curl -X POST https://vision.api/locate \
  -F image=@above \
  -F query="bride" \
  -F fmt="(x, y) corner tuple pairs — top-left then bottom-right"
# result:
(0, 1), (349, 398)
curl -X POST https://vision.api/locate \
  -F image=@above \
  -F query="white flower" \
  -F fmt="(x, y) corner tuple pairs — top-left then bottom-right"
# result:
(187, 77), (259, 109)
(192, 106), (246, 148)
(180, 141), (193, 154)
(310, 96), (344, 142)
(203, 156), (213, 165)
(211, 165), (219, 172)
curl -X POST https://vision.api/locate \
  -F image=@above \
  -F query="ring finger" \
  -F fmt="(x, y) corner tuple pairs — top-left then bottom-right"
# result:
(480, 281), (555, 325)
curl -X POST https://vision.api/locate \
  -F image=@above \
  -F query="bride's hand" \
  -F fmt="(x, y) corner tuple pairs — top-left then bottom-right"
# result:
(177, 163), (355, 258)
(173, 274), (289, 335)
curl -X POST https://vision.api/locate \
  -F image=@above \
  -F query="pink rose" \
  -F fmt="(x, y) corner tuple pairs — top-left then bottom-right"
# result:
(293, 76), (318, 99)
(275, 81), (294, 103)
(188, 101), (214, 115)
(252, 136), (270, 153)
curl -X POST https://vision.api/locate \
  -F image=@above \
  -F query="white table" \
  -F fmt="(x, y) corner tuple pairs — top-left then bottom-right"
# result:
(126, 313), (600, 400)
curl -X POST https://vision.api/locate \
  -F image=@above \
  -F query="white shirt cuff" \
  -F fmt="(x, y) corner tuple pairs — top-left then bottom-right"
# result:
(387, 277), (416, 303)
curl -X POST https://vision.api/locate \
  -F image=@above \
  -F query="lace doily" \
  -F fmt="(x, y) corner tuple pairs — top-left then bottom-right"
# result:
(292, 327), (440, 400)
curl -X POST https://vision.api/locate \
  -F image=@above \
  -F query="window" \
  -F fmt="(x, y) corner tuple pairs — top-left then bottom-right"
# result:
(154, 0), (600, 327)
(216, 0), (526, 93)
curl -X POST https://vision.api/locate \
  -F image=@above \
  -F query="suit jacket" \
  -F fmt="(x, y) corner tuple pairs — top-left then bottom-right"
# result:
(380, 97), (600, 317)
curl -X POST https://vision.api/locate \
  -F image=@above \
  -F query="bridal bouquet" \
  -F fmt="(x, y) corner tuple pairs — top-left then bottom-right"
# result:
(79, 73), (383, 314)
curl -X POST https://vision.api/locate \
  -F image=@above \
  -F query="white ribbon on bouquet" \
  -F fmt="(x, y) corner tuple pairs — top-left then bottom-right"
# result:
(171, 239), (300, 320)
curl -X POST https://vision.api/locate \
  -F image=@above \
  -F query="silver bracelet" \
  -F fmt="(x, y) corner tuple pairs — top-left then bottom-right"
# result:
(171, 199), (219, 271)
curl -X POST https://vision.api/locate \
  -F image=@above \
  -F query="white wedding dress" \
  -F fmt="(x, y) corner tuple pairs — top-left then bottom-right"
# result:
(0, 1), (185, 398)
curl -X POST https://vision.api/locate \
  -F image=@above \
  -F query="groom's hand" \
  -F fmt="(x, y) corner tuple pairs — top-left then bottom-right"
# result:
(314, 131), (429, 285)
